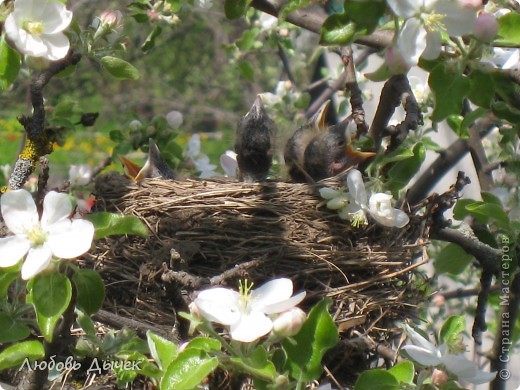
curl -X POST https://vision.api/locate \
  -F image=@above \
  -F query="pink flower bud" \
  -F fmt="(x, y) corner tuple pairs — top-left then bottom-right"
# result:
(166, 110), (183, 129)
(431, 368), (449, 386)
(99, 10), (124, 30)
(473, 12), (499, 42)
(272, 308), (306, 337)
(385, 47), (411, 75)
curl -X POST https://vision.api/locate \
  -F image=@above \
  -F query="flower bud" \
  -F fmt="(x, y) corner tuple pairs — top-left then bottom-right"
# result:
(431, 368), (449, 386)
(385, 46), (411, 75)
(129, 119), (142, 130)
(98, 10), (124, 30)
(473, 12), (498, 42)
(166, 110), (183, 129)
(272, 308), (306, 337)
(327, 196), (349, 210)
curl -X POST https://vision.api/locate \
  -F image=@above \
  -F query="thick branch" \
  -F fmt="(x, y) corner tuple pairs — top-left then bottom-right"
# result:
(249, 0), (392, 49)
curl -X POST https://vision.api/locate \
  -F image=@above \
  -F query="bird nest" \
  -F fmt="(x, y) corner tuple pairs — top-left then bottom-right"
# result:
(89, 171), (429, 376)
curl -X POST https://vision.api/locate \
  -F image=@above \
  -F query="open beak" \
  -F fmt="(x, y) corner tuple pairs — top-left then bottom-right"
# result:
(310, 100), (331, 132)
(345, 145), (376, 164)
(119, 155), (142, 179)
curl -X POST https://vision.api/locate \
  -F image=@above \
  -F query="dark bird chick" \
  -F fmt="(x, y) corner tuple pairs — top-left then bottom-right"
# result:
(284, 100), (331, 182)
(235, 95), (277, 182)
(303, 118), (374, 181)
(120, 138), (176, 181)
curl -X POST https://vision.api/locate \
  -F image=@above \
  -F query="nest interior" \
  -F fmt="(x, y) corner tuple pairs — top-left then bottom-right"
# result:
(91, 171), (428, 343)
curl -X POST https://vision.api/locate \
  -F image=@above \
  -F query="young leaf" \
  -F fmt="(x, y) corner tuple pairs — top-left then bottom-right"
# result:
(0, 36), (21, 91)
(388, 360), (414, 384)
(355, 369), (399, 390)
(439, 315), (466, 346)
(282, 298), (339, 381)
(386, 143), (426, 193)
(0, 270), (19, 299)
(495, 12), (520, 47)
(100, 56), (141, 80)
(86, 212), (148, 239)
(225, 0), (249, 19)
(184, 337), (221, 352)
(467, 68), (495, 108)
(160, 348), (218, 390)
(28, 273), (72, 342)
(0, 313), (31, 343)
(429, 63), (469, 122)
(434, 243), (473, 275)
(0, 340), (45, 370)
(344, 0), (386, 33)
(73, 269), (105, 316)
(230, 346), (277, 382)
(320, 13), (357, 46)
(147, 331), (179, 371)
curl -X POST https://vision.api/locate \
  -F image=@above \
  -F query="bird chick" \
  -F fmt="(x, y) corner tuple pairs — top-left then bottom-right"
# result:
(120, 139), (176, 181)
(235, 95), (277, 182)
(284, 100), (331, 182)
(303, 118), (374, 181)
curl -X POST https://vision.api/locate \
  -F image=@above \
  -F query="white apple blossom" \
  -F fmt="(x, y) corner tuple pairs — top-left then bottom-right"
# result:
(193, 278), (306, 343)
(387, 0), (481, 67)
(402, 324), (496, 385)
(320, 169), (409, 228)
(165, 110), (183, 129)
(185, 134), (221, 178)
(5, 0), (73, 61)
(69, 164), (92, 186)
(0, 189), (94, 280)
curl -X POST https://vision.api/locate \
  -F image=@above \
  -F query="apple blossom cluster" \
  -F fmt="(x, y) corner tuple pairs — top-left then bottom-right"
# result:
(186, 133), (238, 178)
(402, 324), (496, 385)
(320, 169), (409, 228)
(191, 278), (306, 342)
(0, 189), (94, 280)
(385, 0), (484, 73)
(4, 0), (73, 61)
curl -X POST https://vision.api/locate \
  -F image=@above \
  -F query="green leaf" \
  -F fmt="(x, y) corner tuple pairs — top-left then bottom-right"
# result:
(492, 101), (520, 123)
(467, 68), (495, 108)
(439, 315), (466, 345)
(238, 61), (255, 81)
(73, 269), (105, 315)
(429, 63), (470, 122)
(29, 273), (72, 342)
(459, 108), (489, 137)
(0, 36), (21, 91)
(279, 0), (311, 22)
(481, 191), (503, 207)
(142, 25), (163, 52)
(465, 202), (510, 227)
(236, 28), (260, 51)
(147, 331), (179, 371)
(184, 336), (221, 352)
(0, 313), (31, 343)
(386, 143), (426, 192)
(0, 340), (45, 370)
(495, 12), (520, 47)
(230, 346), (277, 381)
(76, 309), (98, 342)
(224, 0), (249, 19)
(282, 298), (339, 381)
(320, 13), (357, 46)
(453, 199), (475, 221)
(0, 270), (19, 298)
(364, 61), (392, 82)
(355, 369), (399, 390)
(160, 349), (218, 390)
(86, 212), (148, 239)
(344, 0), (386, 33)
(388, 360), (414, 384)
(434, 243), (473, 275)
(100, 56), (141, 80)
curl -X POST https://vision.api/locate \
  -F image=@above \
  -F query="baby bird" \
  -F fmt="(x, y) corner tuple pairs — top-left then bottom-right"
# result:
(285, 101), (375, 182)
(235, 95), (277, 182)
(120, 139), (176, 181)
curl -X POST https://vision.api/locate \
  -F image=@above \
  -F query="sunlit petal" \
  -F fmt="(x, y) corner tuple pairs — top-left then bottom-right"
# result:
(262, 291), (306, 314)
(250, 278), (293, 308)
(0, 235), (30, 267)
(230, 311), (272, 342)
(397, 18), (428, 67)
(41, 192), (72, 228)
(401, 345), (442, 366)
(386, 0), (421, 18)
(47, 219), (94, 258)
(1, 189), (38, 234)
(21, 245), (52, 280)
(194, 288), (241, 325)
(346, 169), (367, 207)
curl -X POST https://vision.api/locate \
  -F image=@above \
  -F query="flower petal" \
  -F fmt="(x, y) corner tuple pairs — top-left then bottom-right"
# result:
(0, 235), (30, 267)
(187, 134), (201, 158)
(422, 31), (442, 61)
(40, 2), (73, 34)
(401, 345), (442, 366)
(47, 219), (94, 259)
(1, 189), (38, 235)
(220, 151), (238, 178)
(386, 0), (421, 18)
(250, 278), (293, 310)
(21, 245), (52, 280)
(194, 288), (241, 325)
(41, 191), (72, 229)
(262, 291), (306, 314)
(397, 18), (428, 67)
(434, 0), (478, 37)
(405, 324), (438, 352)
(229, 310), (272, 342)
(41, 32), (70, 61)
(346, 169), (367, 207)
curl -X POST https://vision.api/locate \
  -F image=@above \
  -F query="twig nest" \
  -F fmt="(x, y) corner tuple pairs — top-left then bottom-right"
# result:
(91, 171), (427, 343)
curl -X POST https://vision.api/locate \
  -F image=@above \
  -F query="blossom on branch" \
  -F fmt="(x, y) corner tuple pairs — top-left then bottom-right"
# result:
(5, 0), (73, 61)
(193, 278), (306, 342)
(0, 190), (94, 280)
